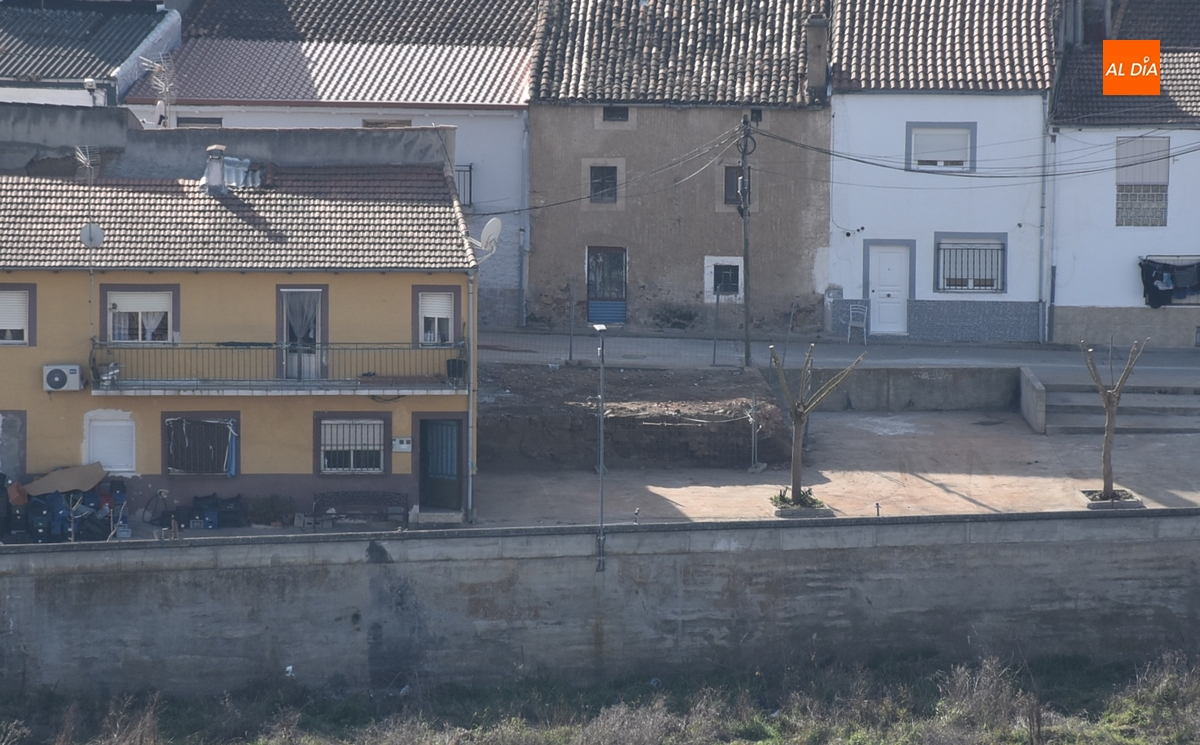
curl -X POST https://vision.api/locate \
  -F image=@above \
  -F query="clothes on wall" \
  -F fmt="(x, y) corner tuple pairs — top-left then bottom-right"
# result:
(1140, 258), (1200, 308)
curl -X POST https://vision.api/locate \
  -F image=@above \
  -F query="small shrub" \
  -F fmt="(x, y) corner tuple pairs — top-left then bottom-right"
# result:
(771, 486), (824, 509)
(574, 698), (681, 745)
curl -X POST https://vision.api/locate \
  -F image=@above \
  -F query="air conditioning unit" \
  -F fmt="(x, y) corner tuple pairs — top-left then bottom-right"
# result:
(44, 364), (84, 392)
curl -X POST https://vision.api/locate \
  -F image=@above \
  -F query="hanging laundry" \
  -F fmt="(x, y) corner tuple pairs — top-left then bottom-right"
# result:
(1140, 259), (1174, 308)
(1172, 263), (1199, 290)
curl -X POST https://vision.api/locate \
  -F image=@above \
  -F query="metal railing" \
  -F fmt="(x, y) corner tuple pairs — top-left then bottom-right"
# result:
(454, 164), (472, 206)
(90, 341), (467, 391)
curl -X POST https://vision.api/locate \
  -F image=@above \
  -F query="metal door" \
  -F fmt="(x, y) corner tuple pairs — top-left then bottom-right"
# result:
(587, 247), (627, 324)
(869, 245), (909, 335)
(420, 419), (462, 510)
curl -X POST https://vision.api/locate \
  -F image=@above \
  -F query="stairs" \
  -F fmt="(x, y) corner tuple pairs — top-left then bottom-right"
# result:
(1044, 383), (1200, 435)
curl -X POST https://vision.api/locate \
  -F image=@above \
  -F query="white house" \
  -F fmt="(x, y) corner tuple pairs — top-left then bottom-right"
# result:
(824, 0), (1058, 343)
(1050, 0), (1200, 347)
(123, 0), (535, 328)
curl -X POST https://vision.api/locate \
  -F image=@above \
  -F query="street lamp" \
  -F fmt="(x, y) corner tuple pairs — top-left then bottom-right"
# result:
(594, 323), (607, 572)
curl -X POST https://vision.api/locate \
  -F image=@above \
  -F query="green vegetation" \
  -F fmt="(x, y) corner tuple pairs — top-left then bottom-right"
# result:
(4, 653), (1200, 744)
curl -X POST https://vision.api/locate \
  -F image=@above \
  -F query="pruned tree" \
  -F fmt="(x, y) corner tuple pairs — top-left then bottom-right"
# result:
(1080, 338), (1148, 498)
(770, 344), (865, 499)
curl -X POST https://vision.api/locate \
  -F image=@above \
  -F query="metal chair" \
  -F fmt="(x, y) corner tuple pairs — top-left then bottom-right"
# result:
(847, 303), (868, 345)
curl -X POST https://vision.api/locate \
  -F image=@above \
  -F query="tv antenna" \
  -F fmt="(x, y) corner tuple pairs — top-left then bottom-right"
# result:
(468, 217), (502, 262)
(139, 53), (176, 127)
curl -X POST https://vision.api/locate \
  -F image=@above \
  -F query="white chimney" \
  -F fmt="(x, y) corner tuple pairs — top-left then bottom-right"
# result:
(805, 13), (829, 101)
(205, 144), (227, 196)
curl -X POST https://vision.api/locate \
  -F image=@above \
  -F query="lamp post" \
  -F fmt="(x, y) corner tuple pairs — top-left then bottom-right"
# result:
(594, 323), (607, 572)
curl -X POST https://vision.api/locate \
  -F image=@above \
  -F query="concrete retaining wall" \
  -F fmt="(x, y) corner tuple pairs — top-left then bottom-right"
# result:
(4, 511), (1200, 694)
(1020, 366), (1046, 433)
(807, 367), (1020, 412)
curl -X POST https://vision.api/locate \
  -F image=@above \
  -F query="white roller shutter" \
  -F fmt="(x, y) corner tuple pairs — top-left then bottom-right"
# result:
(419, 292), (454, 320)
(913, 129), (971, 164)
(1116, 137), (1169, 185)
(88, 419), (136, 472)
(108, 291), (171, 313)
(0, 291), (27, 333)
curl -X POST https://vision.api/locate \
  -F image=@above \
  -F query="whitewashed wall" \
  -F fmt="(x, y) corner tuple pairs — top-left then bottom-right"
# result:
(1053, 127), (1200, 308)
(828, 93), (1048, 304)
(125, 104), (530, 326)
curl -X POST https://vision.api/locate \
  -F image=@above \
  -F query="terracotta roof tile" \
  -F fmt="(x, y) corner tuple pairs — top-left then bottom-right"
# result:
(127, 38), (532, 106)
(0, 166), (475, 272)
(0, 1), (170, 81)
(532, 0), (828, 106)
(830, 0), (1057, 92)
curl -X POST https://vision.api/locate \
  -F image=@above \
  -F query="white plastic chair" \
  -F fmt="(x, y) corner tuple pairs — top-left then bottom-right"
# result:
(847, 303), (867, 345)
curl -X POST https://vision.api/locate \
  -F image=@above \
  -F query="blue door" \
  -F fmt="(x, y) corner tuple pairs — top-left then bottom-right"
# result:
(587, 246), (626, 324)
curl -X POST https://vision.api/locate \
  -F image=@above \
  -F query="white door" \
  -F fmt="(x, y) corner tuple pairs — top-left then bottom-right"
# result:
(869, 245), (909, 335)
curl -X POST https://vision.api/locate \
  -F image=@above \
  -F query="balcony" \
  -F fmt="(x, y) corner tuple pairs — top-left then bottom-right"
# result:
(89, 341), (468, 396)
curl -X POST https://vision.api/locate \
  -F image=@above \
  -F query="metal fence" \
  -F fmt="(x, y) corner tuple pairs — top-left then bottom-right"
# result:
(91, 341), (467, 390)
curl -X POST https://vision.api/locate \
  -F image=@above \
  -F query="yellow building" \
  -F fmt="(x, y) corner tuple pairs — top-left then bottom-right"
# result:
(0, 151), (478, 522)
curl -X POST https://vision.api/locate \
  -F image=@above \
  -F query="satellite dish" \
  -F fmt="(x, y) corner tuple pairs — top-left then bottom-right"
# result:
(80, 223), (105, 249)
(480, 218), (502, 251)
(470, 218), (502, 262)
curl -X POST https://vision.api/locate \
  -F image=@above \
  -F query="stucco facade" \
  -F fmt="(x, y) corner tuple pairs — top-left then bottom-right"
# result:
(0, 270), (472, 516)
(1051, 127), (1200, 347)
(827, 93), (1050, 343)
(527, 104), (830, 333)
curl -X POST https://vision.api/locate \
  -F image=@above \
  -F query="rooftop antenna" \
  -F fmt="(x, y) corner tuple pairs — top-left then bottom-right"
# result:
(139, 53), (176, 127)
(467, 217), (502, 262)
(77, 146), (104, 340)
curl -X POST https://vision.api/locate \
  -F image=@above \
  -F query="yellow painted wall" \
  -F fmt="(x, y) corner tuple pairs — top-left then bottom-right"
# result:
(0, 270), (470, 477)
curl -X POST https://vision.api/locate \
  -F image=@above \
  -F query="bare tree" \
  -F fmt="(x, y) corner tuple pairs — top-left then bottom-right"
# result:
(1080, 339), (1148, 498)
(770, 344), (865, 499)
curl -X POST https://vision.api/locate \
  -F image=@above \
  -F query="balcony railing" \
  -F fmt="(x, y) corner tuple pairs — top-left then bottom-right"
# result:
(90, 341), (468, 393)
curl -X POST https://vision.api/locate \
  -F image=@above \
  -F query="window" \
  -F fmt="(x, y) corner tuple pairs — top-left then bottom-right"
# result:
(0, 286), (32, 344)
(362, 119), (413, 128)
(936, 240), (1006, 292)
(1116, 137), (1169, 227)
(704, 256), (744, 303)
(907, 123), (975, 171)
(590, 165), (618, 203)
(419, 292), (454, 345)
(175, 116), (223, 128)
(319, 419), (384, 474)
(88, 419), (135, 473)
(724, 165), (750, 205)
(602, 106), (629, 122)
(454, 164), (473, 206)
(164, 415), (238, 476)
(108, 291), (171, 341)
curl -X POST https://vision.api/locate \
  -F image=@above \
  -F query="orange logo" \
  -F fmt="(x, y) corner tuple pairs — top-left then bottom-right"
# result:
(1103, 40), (1161, 96)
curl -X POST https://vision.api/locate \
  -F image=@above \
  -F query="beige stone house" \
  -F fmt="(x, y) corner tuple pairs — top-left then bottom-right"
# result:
(527, 0), (831, 333)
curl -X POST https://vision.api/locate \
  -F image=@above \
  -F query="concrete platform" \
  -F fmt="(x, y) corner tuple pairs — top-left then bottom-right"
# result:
(473, 411), (1200, 526)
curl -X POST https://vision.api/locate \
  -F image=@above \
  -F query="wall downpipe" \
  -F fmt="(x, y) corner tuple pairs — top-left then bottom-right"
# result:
(467, 268), (477, 523)
(1038, 92), (1051, 343)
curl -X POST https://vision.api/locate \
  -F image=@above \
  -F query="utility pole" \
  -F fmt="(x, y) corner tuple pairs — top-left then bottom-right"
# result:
(737, 114), (755, 367)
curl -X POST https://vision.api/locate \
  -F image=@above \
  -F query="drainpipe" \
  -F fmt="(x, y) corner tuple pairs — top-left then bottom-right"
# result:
(466, 268), (477, 522)
(1038, 93), (1050, 343)
(518, 227), (528, 327)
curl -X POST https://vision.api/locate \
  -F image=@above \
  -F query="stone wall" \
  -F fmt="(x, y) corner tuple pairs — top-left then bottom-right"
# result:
(3, 510), (1200, 695)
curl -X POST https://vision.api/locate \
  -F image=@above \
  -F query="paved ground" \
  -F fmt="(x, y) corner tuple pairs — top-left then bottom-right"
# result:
(474, 411), (1200, 526)
(474, 329), (1200, 528)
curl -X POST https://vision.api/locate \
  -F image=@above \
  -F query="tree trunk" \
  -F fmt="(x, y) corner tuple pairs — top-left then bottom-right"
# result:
(1102, 395), (1116, 496)
(791, 411), (807, 497)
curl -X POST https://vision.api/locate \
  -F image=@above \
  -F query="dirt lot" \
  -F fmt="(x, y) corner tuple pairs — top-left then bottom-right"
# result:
(478, 364), (792, 470)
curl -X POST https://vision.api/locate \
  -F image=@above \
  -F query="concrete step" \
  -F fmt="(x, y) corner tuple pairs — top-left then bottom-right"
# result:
(1045, 413), (1200, 435)
(1046, 391), (1200, 416)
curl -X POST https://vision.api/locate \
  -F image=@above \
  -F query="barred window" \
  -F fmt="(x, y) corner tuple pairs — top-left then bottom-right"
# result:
(165, 417), (237, 476)
(320, 419), (384, 474)
(1116, 137), (1169, 227)
(936, 242), (1006, 292)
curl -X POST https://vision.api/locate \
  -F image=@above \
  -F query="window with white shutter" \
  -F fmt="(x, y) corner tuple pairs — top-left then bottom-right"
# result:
(419, 292), (454, 346)
(1116, 137), (1170, 227)
(88, 419), (136, 473)
(108, 291), (172, 342)
(0, 291), (28, 344)
(907, 123), (976, 171)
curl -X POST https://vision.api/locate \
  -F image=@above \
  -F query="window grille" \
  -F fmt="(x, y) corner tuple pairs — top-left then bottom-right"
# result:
(713, 265), (740, 295)
(937, 242), (1005, 291)
(454, 164), (473, 206)
(166, 418), (237, 476)
(320, 420), (384, 473)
